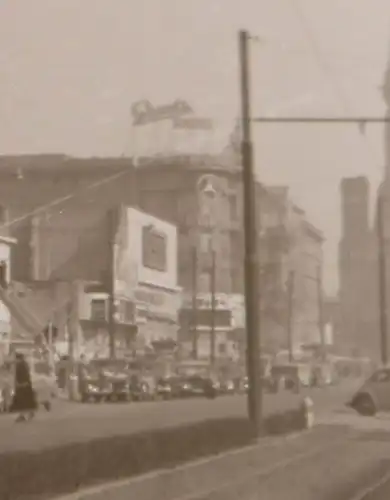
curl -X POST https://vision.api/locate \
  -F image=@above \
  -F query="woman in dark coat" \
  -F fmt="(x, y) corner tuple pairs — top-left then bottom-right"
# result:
(12, 353), (37, 422)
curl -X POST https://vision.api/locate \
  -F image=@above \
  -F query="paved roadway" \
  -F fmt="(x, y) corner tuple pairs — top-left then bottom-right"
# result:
(189, 411), (390, 500)
(0, 381), (360, 454)
(54, 408), (390, 500)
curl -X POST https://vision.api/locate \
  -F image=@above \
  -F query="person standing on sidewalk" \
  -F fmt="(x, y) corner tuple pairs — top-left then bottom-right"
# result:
(12, 353), (37, 423)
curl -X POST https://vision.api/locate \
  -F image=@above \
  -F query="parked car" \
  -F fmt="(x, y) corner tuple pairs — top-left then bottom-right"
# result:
(218, 378), (236, 395)
(347, 367), (390, 416)
(155, 376), (183, 400)
(129, 373), (157, 402)
(271, 363), (312, 392)
(79, 358), (130, 403)
(177, 375), (219, 399)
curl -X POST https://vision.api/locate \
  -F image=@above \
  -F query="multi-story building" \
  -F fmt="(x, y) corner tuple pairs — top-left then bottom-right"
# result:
(73, 206), (181, 357)
(0, 147), (324, 358)
(0, 234), (16, 361)
(338, 176), (378, 358)
(261, 188), (325, 350)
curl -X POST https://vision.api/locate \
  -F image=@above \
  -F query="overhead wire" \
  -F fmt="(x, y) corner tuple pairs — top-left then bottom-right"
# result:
(287, 0), (384, 168)
(0, 166), (133, 232)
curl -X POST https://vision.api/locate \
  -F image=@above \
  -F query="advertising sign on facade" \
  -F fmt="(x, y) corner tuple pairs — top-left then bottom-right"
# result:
(113, 207), (178, 294)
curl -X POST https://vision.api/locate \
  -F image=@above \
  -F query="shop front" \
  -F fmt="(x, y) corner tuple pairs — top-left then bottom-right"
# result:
(133, 283), (181, 351)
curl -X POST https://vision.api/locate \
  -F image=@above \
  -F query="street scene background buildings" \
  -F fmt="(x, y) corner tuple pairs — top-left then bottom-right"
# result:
(0, 102), (328, 362)
(1, 1), (389, 365)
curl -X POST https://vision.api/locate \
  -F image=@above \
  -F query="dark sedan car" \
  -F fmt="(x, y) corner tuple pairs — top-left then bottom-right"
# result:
(79, 359), (130, 403)
(177, 375), (219, 399)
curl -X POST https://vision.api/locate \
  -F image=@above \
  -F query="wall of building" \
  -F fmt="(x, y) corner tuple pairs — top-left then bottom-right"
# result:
(338, 176), (377, 358)
(284, 202), (324, 347)
(0, 240), (12, 328)
(0, 155), (324, 357)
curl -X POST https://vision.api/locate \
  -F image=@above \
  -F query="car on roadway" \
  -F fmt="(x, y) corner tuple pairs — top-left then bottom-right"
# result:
(129, 373), (158, 402)
(78, 358), (131, 403)
(347, 366), (390, 416)
(179, 375), (219, 399)
(155, 376), (183, 400)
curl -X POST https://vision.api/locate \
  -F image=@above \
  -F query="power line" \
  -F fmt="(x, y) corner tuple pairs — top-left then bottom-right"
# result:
(0, 167), (132, 232)
(288, 0), (383, 166)
(253, 117), (390, 124)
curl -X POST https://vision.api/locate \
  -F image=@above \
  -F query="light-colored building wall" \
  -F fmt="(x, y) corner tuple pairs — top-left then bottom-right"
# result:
(286, 204), (324, 347)
(0, 237), (16, 360)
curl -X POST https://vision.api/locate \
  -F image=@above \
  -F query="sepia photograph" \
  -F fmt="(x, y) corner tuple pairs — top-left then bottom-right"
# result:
(1, 1), (390, 498)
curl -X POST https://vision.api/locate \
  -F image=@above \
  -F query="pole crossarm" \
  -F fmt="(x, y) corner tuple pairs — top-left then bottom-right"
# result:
(252, 117), (390, 124)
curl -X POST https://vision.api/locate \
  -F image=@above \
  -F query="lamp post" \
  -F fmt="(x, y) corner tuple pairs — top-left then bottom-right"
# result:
(197, 176), (219, 366)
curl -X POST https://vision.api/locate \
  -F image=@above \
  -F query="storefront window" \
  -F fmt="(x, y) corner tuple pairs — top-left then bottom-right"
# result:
(90, 299), (106, 321)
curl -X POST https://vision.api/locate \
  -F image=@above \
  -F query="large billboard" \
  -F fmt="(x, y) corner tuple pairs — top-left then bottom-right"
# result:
(114, 207), (178, 295)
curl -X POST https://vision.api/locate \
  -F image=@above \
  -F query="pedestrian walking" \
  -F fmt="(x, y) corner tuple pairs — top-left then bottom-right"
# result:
(12, 352), (37, 423)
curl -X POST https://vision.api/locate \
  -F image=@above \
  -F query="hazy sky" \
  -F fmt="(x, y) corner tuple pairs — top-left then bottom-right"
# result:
(1, 0), (390, 293)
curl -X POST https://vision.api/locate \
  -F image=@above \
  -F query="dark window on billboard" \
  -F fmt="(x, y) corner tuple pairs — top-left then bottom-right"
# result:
(142, 226), (167, 272)
(90, 299), (106, 321)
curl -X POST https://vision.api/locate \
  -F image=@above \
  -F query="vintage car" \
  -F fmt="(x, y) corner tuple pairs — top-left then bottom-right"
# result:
(176, 375), (219, 399)
(347, 367), (390, 416)
(78, 358), (131, 403)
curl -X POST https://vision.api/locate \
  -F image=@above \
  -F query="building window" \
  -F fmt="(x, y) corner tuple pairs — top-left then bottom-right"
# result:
(90, 299), (107, 321)
(142, 225), (167, 272)
(218, 343), (227, 355)
(0, 261), (8, 288)
(199, 232), (213, 253)
(230, 194), (240, 221)
(123, 300), (135, 323)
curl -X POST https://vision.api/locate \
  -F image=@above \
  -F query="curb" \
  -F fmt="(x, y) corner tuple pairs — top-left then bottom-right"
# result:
(53, 397), (316, 500)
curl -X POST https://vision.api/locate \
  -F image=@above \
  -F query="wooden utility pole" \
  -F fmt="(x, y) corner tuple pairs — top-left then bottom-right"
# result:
(191, 245), (199, 359)
(107, 208), (117, 359)
(317, 265), (326, 362)
(286, 270), (295, 363)
(239, 29), (263, 435)
(210, 249), (217, 365)
(377, 194), (388, 366)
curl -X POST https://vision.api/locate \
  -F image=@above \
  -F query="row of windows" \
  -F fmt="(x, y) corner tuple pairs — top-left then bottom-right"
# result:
(90, 298), (135, 323)
(179, 308), (232, 328)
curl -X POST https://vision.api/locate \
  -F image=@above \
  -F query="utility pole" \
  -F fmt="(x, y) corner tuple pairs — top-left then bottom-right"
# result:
(210, 249), (217, 366)
(286, 270), (295, 363)
(239, 29), (262, 435)
(107, 208), (117, 359)
(47, 319), (54, 367)
(191, 245), (198, 359)
(377, 194), (388, 366)
(317, 265), (326, 362)
(67, 280), (82, 401)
